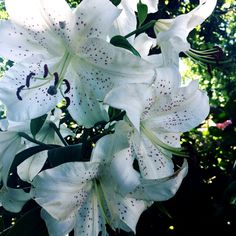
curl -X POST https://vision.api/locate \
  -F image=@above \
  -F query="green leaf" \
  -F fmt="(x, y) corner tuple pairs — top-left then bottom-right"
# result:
(110, 0), (121, 6)
(137, 1), (148, 27)
(48, 144), (85, 167)
(6, 207), (49, 236)
(110, 35), (141, 57)
(30, 114), (47, 138)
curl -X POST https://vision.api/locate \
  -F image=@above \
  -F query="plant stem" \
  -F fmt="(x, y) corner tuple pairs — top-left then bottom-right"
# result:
(49, 122), (69, 146)
(125, 20), (156, 38)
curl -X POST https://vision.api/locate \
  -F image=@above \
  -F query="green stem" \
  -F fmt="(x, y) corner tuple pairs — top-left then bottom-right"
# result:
(141, 124), (189, 157)
(18, 132), (54, 148)
(125, 20), (156, 38)
(49, 122), (68, 146)
(94, 180), (111, 226)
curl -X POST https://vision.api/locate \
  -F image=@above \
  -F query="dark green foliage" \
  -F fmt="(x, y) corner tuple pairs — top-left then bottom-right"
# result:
(30, 114), (48, 138)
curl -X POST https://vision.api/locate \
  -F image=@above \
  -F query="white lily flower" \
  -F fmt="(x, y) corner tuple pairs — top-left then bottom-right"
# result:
(154, 0), (217, 65)
(111, 0), (158, 40)
(105, 79), (209, 181)
(30, 124), (149, 235)
(93, 123), (188, 201)
(31, 131), (149, 236)
(0, 0), (156, 128)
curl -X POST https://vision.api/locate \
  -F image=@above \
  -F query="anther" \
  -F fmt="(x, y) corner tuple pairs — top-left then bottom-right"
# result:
(47, 86), (57, 96)
(64, 97), (70, 108)
(43, 64), (49, 78)
(25, 72), (35, 87)
(16, 85), (25, 100)
(53, 72), (59, 86)
(63, 79), (70, 94)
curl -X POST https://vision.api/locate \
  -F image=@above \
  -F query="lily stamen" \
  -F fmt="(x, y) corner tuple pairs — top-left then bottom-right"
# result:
(63, 79), (70, 94)
(43, 64), (49, 78)
(185, 46), (225, 66)
(53, 72), (59, 86)
(16, 85), (25, 101)
(25, 72), (36, 88)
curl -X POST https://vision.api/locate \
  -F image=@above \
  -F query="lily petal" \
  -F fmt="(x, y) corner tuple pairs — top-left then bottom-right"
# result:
(74, 190), (105, 236)
(0, 186), (30, 213)
(17, 150), (48, 183)
(132, 132), (174, 179)
(105, 84), (153, 131)
(134, 34), (156, 58)
(132, 159), (188, 201)
(144, 80), (210, 133)
(73, 0), (121, 42)
(0, 130), (24, 184)
(41, 209), (76, 236)
(91, 121), (130, 163)
(31, 162), (99, 221)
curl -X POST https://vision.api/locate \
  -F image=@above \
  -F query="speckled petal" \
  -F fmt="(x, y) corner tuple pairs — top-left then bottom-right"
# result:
(31, 162), (99, 221)
(0, 21), (52, 62)
(0, 57), (62, 121)
(64, 61), (109, 128)
(157, 133), (181, 148)
(101, 164), (147, 233)
(66, 38), (155, 127)
(74, 190), (106, 236)
(78, 38), (155, 88)
(144, 80), (210, 133)
(73, 0), (121, 41)
(104, 84), (153, 131)
(4, 0), (70, 57)
(132, 132), (174, 179)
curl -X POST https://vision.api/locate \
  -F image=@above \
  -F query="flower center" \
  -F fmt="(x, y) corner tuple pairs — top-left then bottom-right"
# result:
(16, 52), (73, 100)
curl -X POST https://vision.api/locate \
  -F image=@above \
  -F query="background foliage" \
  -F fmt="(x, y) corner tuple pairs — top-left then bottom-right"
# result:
(0, 0), (235, 235)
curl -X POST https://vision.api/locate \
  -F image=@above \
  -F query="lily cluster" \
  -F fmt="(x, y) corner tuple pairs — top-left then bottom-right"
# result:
(0, 0), (216, 235)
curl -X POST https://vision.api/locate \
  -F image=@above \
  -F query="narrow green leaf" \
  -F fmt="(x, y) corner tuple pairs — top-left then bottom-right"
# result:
(110, 0), (121, 6)
(6, 207), (49, 236)
(137, 2), (148, 27)
(48, 144), (85, 167)
(30, 114), (47, 138)
(110, 35), (141, 57)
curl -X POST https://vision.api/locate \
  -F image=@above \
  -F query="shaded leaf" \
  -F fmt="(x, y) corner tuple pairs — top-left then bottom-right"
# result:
(110, 0), (121, 6)
(30, 114), (47, 138)
(48, 144), (85, 167)
(137, 2), (148, 27)
(110, 35), (141, 57)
